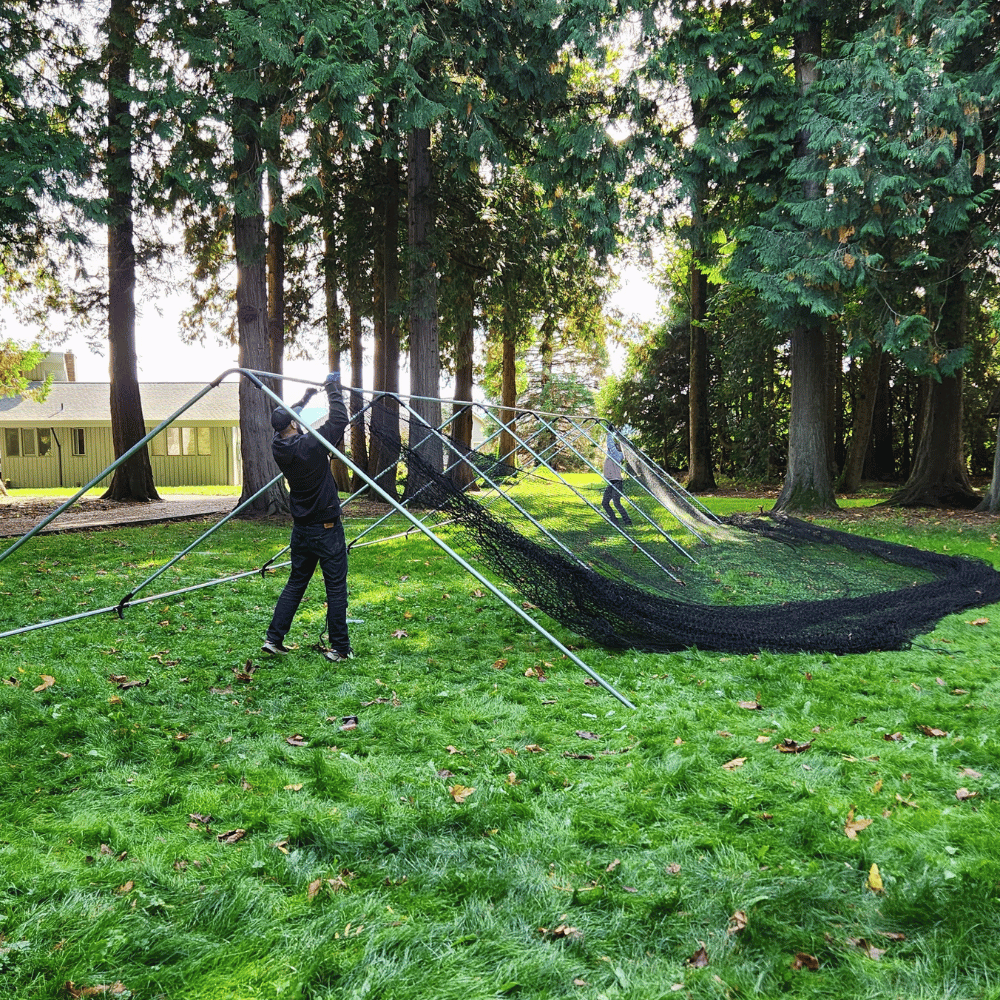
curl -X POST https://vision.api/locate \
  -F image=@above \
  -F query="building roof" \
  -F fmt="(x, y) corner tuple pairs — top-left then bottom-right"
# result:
(0, 382), (241, 426)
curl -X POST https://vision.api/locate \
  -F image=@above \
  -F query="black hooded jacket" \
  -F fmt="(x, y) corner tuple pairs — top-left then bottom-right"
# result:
(271, 383), (349, 525)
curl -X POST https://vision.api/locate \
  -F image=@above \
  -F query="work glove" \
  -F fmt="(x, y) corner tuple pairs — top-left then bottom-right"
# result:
(324, 371), (341, 385)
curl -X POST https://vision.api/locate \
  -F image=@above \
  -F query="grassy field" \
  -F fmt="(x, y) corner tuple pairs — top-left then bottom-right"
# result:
(2, 499), (1000, 999)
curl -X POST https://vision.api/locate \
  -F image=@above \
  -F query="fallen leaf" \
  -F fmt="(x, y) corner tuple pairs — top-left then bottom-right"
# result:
(844, 808), (873, 839)
(959, 767), (982, 778)
(540, 923), (581, 940)
(728, 910), (747, 935)
(446, 745), (463, 754)
(524, 744), (545, 753)
(606, 858), (621, 873)
(217, 829), (246, 844)
(955, 787), (978, 800)
(967, 617), (989, 626)
(117, 678), (149, 690)
(284, 783), (303, 792)
(392, 629), (408, 639)
(339, 716), (358, 731)
(867, 863), (884, 892)
(775, 739), (813, 753)
(448, 784), (475, 803)
(666, 863), (681, 874)
(33, 674), (55, 692)
(575, 730), (601, 741)
(506, 772), (519, 785)
(64, 982), (129, 998)
(209, 685), (232, 695)
(117, 880), (134, 894)
(883, 732), (904, 742)
(879, 931), (906, 941)
(722, 757), (747, 771)
(894, 793), (918, 808)
(791, 953), (819, 971)
(738, 700), (762, 710)
(917, 725), (948, 738)
(286, 734), (309, 747)
(847, 937), (885, 961)
(755, 735), (771, 743)
(686, 945), (709, 967)
(491, 658), (508, 670)
(563, 752), (595, 760)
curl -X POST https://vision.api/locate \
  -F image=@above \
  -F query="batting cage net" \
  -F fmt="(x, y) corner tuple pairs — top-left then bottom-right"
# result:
(343, 390), (1000, 656)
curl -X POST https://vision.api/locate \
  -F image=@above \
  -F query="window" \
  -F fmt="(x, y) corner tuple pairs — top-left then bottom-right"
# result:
(4, 428), (19, 457)
(150, 426), (212, 457)
(71, 428), (86, 456)
(21, 429), (35, 456)
(37, 429), (51, 457)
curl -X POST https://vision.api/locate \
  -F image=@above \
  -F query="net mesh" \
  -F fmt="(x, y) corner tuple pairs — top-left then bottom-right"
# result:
(343, 397), (1000, 655)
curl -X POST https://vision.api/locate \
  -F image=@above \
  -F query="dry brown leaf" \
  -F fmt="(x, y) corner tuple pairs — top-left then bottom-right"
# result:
(959, 767), (982, 778)
(540, 923), (581, 940)
(448, 784), (475, 803)
(33, 674), (55, 693)
(722, 757), (747, 771)
(844, 808), (873, 839)
(791, 953), (819, 971)
(606, 858), (621, 873)
(738, 700), (762, 710)
(917, 725), (948, 738)
(883, 732), (904, 742)
(666, 863), (681, 874)
(847, 937), (885, 961)
(686, 945), (709, 967)
(775, 739), (813, 753)
(116, 881), (134, 894)
(563, 752), (595, 760)
(524, 744), (545, 753)
(339, 716), (358, 731)
(956, 787), (978, 801)
(446, 745), (463, 754)
(967, 617), (989, 626)
(575, 730), (601, 741)
(391, 629), (408, 638)
(728, 910), (747, 935)
(217, 829), (246, 844)
(895, 793), (918, 808)
(284, 783), (303, 792)
(286, 734), (309, 747)
(491, 658), (508, 670)
(64, 983), (129, 998)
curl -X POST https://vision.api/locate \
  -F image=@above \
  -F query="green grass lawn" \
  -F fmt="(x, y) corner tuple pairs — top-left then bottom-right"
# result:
(2, 503), (1000, 999)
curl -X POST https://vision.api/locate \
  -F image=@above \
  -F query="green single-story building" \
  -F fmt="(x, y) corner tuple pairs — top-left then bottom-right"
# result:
(0, 371), (241, 490)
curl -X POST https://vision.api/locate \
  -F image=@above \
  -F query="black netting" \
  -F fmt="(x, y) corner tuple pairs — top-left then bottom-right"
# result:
(346, 403), (1000, 655)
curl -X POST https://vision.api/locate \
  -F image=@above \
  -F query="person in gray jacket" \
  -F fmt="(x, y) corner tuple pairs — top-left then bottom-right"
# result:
(261, 373), (354, 663)
(601, 431), (632, 525)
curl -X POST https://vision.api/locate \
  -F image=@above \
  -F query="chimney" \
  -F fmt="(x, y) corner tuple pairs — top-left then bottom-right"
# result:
(64, 351), (76, 382)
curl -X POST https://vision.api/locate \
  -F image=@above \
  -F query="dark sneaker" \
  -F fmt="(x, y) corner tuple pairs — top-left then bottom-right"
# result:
(323, 648), (355, 663)
(262, 639), (290, 656)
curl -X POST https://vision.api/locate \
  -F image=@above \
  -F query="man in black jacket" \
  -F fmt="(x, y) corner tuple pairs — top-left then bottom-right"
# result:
(262, 373), (353, 662)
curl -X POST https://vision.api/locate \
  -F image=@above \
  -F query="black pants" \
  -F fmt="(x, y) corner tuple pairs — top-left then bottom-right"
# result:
(266, 519), (350, 653)
(602, 480), (630, 522)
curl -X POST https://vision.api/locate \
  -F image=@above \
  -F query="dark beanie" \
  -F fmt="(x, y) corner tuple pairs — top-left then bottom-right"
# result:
(271, 407), (294, 432)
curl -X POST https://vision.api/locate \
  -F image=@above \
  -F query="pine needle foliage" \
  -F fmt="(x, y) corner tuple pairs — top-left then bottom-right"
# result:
(2, 511), (1000, 998)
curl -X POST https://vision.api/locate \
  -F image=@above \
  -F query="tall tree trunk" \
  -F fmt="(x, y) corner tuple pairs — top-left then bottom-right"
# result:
(497, 311), (518, 470)
(101, 0), (159, 503)
(773, 8), (837, 513)
(687, 263), (715, 491)
(348, 294), (368, 492)
(886, 265), (979, 508)
(404, 124), (442, 500)
(266, 142), (285, 399)
(368, 151), (401, 500)
(841, 346), (883, 493)
(686, 92), (715, 492)
(449, 287), (476, 490)
(233, 93), (286, 515)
